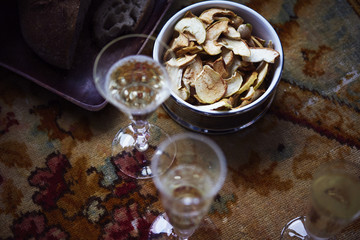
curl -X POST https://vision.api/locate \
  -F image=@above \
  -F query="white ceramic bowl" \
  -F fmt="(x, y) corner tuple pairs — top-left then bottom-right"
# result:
(153, 0), (284, 134)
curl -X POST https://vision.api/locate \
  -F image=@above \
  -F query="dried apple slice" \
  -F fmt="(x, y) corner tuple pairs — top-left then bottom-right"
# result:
(242, 47), (280, 63)
(220, 38), (251, 56)
(203, 19), (229, 55)
(166, 65), (190, 101)
(170, 33), (189, 52)
(251, 36), (265, 47)
(174, 17), (206, 44)
(199, 8), (237, 25)
(164, 33), (189, 60)
(166, 65), (183, 90)
(197, 98), (232, 111)
(203, 40), (222, 55)
(236, 89), (265, 108)
(221, 49), (234, 68)
(240, 86), (255, 101)
(211, 57), (228, 78)
(175, 87), (191, 101)
(206, 19), (229, 39)
(184, 10), (196, 18)
(193, 94), (207, 104)
(182, 32), (197, 42)
(228, 93), (240, 107)
(224, 26), (241, 40)
(235, 71), (258, 95)
(176, 45), (203, 56)
(224, 71), (243, 97)
(183, 56), (203, 89)
(166, 54), (197, 68)
(194, 65), (227, 104)
(227, 56), (242, 76)
(254, 61), (269, 90)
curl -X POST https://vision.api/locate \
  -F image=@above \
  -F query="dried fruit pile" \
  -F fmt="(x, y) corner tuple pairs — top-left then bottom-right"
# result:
(164, 8), (280, 111)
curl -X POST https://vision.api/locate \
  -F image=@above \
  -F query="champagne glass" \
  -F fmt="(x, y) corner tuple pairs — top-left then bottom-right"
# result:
(148, 133), (227, 239)
(280, 160), (360, 240)
(93, 34), (175, 179)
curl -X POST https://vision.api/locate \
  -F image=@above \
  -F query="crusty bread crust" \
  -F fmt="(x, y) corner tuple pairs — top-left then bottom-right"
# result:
(93, 0), (155, 47)
(18, 0), (92, 69)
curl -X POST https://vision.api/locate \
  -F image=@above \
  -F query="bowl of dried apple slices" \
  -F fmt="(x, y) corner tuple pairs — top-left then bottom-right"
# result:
(154, 0), (284, 134)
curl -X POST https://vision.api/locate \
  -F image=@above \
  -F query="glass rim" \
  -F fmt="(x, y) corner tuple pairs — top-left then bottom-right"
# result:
(92, 33), (173, 115)
(313, 160), (360, 178)
(151, 132), (227, 200)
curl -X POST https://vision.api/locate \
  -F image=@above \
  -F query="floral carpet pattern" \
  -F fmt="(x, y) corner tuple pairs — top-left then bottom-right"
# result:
(1, 0), (360, 239)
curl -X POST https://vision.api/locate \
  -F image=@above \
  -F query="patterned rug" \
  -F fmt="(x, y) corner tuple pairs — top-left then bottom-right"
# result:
(1, 0), (360, 239)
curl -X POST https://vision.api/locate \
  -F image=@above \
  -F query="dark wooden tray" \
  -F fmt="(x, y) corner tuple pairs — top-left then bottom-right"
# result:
(0, 0), (172, 111)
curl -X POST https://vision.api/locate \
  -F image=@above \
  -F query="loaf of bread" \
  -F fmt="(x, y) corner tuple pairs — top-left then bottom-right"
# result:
(18, 0), (92, 69)
(93, 0), (155, 47)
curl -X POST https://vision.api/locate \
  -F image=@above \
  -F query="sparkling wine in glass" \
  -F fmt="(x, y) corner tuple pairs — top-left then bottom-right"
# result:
(280, 160), (360, 240)
(93, 34), (175, 179)
(149, 133), (227, 239)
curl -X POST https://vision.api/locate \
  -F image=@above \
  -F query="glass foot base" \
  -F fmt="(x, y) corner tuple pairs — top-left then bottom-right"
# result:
(148, 213), (221, 240)
(111, 123), (173, 179)
(280, 216), (335, 240)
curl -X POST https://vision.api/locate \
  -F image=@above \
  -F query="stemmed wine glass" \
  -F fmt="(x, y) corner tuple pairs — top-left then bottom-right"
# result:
(280, 160), (360, 240)
(93, 34), (175, 179)
(148, 133), (227, 239)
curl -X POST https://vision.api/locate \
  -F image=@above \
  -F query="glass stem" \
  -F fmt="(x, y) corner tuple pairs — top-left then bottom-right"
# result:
(131, 120), (150, 152)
